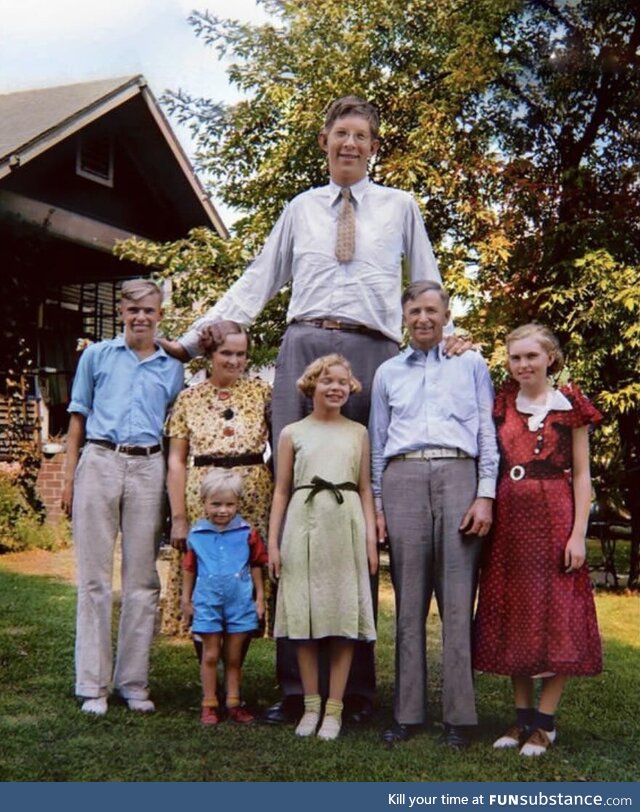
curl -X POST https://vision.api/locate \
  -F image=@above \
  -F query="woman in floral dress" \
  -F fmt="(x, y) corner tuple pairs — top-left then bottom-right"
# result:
(161, 321), (272, 636)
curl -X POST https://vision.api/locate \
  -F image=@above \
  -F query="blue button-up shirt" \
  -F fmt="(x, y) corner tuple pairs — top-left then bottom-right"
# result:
(68, 335), (184, 445)
(369, 342), (499, 500)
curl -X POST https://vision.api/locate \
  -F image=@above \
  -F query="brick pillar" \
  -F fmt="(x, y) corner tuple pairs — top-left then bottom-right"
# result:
(36, 451), (67, 524)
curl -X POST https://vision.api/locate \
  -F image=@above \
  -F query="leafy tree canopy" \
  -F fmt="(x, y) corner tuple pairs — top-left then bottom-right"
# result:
(116, 0), (639, 574)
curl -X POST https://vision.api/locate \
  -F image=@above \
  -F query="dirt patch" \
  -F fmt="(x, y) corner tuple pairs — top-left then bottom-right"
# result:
(0, 547), (77, 583)
(0, 545), (171, 592)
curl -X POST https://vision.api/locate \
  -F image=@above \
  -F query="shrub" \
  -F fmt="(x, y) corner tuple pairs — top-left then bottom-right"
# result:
(0, 469), (68, 553)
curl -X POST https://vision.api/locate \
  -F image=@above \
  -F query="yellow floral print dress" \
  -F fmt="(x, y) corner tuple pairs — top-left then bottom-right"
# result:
(161, 375), (273, 635)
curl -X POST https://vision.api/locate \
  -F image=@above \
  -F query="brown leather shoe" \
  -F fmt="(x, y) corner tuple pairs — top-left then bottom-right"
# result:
(520, 727), (556, 756)
(493, 725), (528, 749)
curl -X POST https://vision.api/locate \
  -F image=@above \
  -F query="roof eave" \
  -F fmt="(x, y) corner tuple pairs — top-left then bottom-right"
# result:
(0, 76), (143, 182)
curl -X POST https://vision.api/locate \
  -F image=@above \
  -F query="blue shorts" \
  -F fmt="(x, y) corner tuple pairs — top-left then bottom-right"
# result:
(192, 568), (258, 634)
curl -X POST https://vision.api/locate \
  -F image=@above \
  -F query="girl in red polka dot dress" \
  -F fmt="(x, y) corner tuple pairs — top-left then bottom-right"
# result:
(473, 324), (602, 757)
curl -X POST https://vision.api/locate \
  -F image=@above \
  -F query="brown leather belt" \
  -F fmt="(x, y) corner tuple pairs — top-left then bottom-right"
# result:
(86, 439), (161, 456)
(292, 318), (387, 340)
(193, 453), (265, 468)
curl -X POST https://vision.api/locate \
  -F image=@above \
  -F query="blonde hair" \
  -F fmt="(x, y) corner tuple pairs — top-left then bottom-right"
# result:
(120, 278), (163, 303)
(297, 354), (362, 397)
(200, 469), (244, 501)
(506, 323), (564, 374)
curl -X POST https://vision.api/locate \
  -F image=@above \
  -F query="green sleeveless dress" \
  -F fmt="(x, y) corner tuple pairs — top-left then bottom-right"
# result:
(274, 415), (376, 641)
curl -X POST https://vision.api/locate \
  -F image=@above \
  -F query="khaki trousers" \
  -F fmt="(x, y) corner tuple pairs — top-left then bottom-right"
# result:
(73, 443), (164, 700)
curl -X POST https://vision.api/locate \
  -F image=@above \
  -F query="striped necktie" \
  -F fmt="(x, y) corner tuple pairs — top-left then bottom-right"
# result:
(335, 187), (355, 263)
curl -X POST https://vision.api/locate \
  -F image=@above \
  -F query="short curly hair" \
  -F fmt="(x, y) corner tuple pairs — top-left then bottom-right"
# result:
(297, 354), (362, 397)
(505, 323), (564, 375)
(199, 320), (250, 356)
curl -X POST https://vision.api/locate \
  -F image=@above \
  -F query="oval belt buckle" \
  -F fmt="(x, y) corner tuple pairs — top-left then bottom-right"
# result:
(509, 465), (525, 481)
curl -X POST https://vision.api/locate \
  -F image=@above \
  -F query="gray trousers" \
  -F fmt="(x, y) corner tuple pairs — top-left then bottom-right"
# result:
(272, 322), (398, 699)
(73, 443), (164, 700)
(382, 457), (482, 726)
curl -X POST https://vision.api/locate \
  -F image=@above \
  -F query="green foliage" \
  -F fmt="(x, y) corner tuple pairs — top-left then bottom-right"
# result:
(126, 1), (638, 554)
(160, 0), (639, 401)
(0, 472), (66, 553)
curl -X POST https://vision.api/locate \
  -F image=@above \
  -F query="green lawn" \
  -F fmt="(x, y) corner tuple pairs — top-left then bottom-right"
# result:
(0, 566), (638, 782)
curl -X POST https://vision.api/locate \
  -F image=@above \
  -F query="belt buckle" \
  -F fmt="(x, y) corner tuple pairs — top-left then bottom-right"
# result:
(509, 465), (525, 481)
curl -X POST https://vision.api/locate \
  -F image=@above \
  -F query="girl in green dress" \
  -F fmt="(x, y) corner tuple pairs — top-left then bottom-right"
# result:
(268, 354), (378, 741)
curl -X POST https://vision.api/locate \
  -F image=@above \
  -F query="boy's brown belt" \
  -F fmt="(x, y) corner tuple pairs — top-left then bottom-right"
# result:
(86, 439), (161, 456)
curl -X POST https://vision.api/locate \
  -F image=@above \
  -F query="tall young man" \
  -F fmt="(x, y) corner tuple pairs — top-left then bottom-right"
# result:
(63, 279), (184, 715)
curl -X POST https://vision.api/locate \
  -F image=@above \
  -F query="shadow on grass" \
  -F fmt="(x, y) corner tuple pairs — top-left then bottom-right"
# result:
(0, 568), (638, 782)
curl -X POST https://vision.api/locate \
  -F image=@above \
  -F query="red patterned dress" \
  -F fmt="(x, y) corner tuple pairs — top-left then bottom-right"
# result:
(473, 381), (603, 677)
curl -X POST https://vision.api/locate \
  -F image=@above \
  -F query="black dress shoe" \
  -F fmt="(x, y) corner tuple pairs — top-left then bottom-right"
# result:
(261, 695), (304, 725)
(382, 720), (417, 746)
(439, 724), (470, 749)
(344, 694), (374, 724)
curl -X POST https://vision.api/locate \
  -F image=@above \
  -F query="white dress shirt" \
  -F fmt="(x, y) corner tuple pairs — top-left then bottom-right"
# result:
(180, 176), (441, 355)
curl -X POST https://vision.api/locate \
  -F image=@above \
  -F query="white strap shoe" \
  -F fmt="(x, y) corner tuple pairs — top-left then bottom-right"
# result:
(295, 711), (320, 737)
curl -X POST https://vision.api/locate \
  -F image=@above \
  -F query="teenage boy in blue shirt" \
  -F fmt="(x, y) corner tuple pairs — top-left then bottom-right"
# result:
(62, 279), (184, 716)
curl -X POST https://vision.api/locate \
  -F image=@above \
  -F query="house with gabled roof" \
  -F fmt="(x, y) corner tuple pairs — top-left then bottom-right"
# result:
(0, 75), (226, 520)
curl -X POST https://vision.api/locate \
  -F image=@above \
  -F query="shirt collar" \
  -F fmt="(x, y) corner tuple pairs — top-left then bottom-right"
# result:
(516, 388), (572, 431)
(404, 340), (445, 363)
(329, 175), (370, 206)
(115, 333), (169, 361)
(191, 515), (249, 534)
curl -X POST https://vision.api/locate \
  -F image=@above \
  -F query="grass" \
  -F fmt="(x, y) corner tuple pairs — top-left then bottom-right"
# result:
(0, 566), (638, 783)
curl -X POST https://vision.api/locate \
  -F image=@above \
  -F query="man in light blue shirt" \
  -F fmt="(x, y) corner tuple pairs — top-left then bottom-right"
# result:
(62, 279), (184, 716)
(370, 280), (498, 748)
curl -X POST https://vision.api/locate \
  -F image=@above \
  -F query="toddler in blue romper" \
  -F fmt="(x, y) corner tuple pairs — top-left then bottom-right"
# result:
(182, 469), (267, 726)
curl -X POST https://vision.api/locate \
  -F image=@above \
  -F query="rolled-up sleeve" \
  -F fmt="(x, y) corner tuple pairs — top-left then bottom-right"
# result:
(67, 344), (96, 417)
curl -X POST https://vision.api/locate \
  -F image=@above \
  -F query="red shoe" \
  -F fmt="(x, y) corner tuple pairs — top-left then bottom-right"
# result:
(227, 705), (255, 725)
(201, 706), (220, 726)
